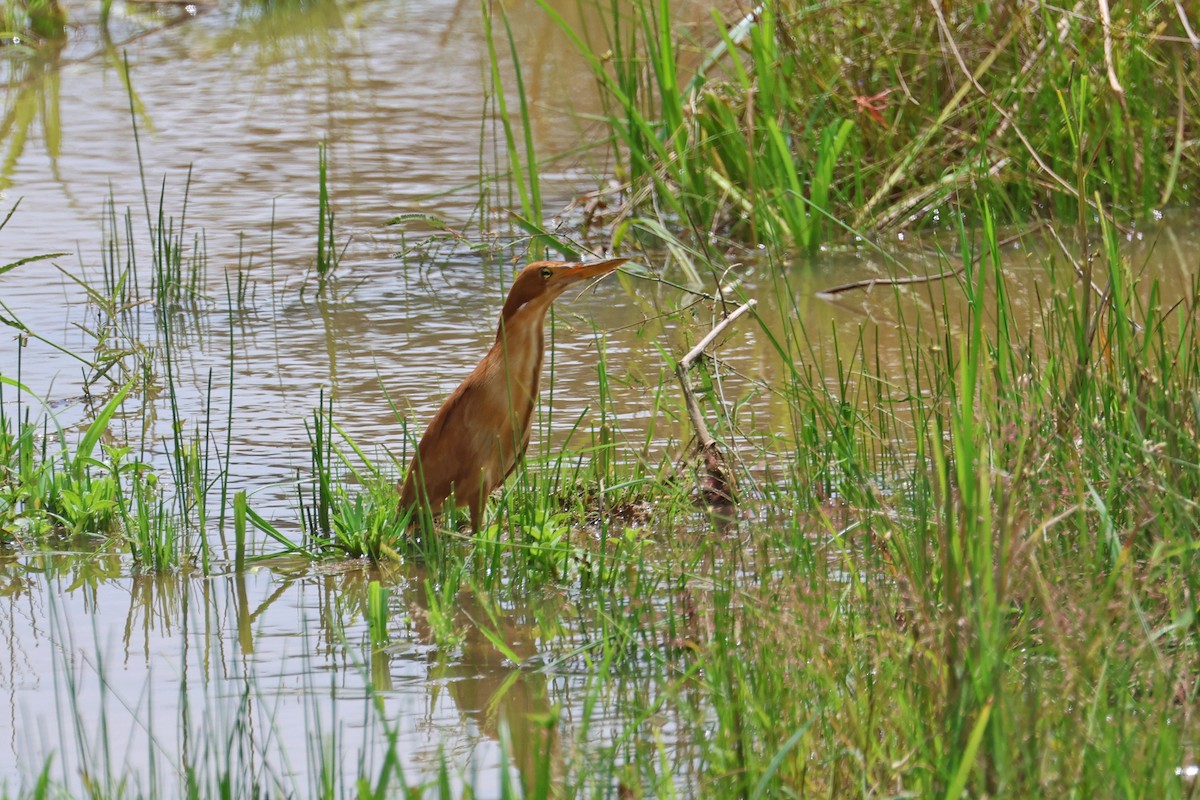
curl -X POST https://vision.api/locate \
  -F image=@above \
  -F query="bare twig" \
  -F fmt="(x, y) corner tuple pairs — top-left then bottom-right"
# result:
(675, 299), (757, 507)
(679, 300), (758, 371)
(817, 267), (966, 299)
(1096, 0), (1128, 110)
(816, 227), (1040, 298)
(1174, 0), (1200, 47)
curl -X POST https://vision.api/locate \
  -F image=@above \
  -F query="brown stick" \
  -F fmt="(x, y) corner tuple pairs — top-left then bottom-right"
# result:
(679, 300), (759, 369)
(815, 227), (1041, 298)
(675, 299), (757, 507)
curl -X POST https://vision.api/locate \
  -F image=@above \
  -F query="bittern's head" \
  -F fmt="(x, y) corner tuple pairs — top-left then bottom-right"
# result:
(500, 257), (630, 323)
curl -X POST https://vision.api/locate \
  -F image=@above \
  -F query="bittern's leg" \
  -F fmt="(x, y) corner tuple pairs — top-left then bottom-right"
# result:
(468, 495), (485, 532)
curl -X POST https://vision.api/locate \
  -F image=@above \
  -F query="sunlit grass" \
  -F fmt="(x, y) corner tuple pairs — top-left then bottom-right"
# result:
(526, 0), (1200, 252)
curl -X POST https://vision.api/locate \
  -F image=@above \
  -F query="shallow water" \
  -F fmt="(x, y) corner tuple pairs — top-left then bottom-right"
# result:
(2, 0), (1200, 794)
(0, 550), (690, 795)
(0, 1), (715, 791)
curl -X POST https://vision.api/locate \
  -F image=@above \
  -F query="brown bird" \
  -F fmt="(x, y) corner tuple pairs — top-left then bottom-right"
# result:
(400, 257), (629, 530)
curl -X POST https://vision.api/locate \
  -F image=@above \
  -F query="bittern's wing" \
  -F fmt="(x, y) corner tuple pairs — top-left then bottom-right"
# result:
(400, 361), (530, 513)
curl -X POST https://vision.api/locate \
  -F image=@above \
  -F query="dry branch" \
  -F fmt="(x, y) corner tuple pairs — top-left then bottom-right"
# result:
(815, 227), (1040, 298)
(675, 299), (757, 509)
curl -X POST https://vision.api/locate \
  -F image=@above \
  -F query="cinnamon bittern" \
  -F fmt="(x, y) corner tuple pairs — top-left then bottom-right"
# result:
(400, 257), (629, 530)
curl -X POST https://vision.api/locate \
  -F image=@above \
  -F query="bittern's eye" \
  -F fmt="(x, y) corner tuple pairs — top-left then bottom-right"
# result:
(539, 267), (553, 279)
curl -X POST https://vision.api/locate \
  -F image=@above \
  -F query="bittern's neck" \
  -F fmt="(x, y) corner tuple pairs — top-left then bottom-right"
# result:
(491, 295), (555, 394)
(495, 292), (555, 346)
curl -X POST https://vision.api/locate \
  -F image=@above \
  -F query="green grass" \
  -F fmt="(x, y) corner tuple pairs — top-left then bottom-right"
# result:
(0, 168), (230, 571)
(259, 206), (1198, 798)
(523, 0), (1200, 253)
(708, 201), (1200, 796)
(313, 140), (342, 291)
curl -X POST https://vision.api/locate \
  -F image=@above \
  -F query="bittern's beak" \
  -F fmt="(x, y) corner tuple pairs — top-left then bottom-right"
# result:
(563, 257), (631, 282)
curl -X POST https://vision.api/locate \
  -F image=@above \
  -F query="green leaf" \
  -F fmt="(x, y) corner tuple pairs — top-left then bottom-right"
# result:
(72, 382), (133, 479)
(0, 251), (68, 278)
(944, 701), (992, 800)
(750, 719), (815, 799)
(244, 504), (311, 555)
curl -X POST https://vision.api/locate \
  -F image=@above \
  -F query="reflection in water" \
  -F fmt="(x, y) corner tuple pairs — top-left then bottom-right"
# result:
(0, 551), (610, 793)
(1, 46), (64, 193)
(410, 585), (563, 793)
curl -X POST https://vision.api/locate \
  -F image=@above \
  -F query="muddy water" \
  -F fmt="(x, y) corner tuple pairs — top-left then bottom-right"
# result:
(3, 0), (1200, 794)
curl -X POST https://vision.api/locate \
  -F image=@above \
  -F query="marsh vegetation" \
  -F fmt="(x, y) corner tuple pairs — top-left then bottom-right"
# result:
(2, 0), (1200, 797)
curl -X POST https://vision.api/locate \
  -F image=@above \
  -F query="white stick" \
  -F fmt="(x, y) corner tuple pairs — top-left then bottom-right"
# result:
(676, 299), (758, 453)
(680, 300), (758, 369)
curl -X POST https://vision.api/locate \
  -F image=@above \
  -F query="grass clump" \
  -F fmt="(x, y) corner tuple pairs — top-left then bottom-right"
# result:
(0, 380), (128, 537)
(0, 176), (228, 571)
(534, 0), (1200, 251)
(658, 203), (1200, 796)
(0, 378), (194, 571)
